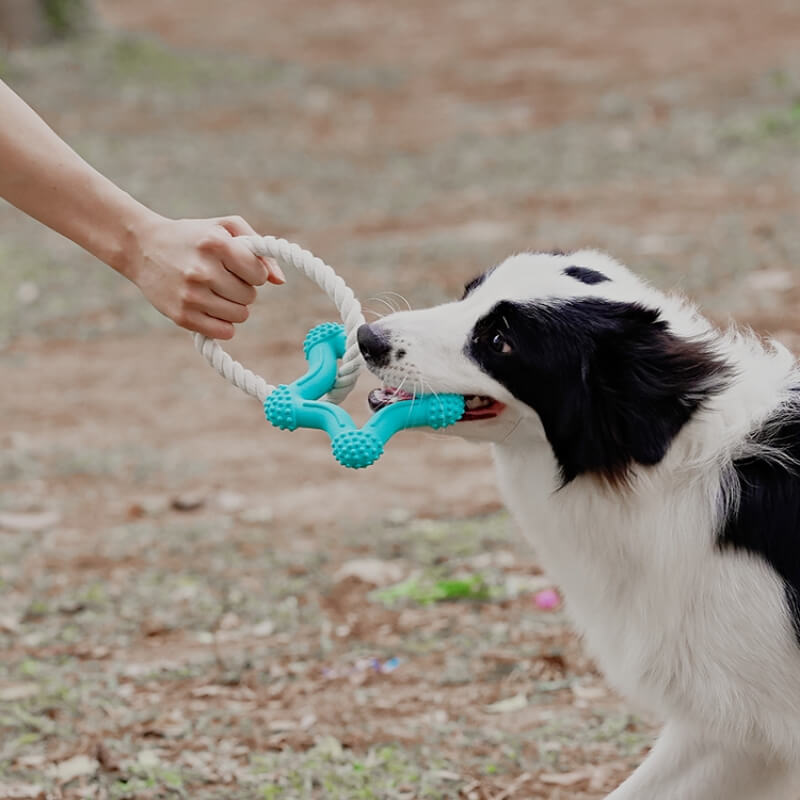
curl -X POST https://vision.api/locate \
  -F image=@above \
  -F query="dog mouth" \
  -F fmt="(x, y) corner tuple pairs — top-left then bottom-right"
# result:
(367, 387), (505, 421)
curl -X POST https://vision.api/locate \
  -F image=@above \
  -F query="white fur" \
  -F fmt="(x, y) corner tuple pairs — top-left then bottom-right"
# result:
(366, 251), (800, 799)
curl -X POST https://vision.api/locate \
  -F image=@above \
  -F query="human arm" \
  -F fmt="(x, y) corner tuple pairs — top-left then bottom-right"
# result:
(0, 79), (284, 339)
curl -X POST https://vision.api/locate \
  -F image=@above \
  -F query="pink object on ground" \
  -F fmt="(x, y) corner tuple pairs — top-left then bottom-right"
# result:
(534, 588), (561, 610)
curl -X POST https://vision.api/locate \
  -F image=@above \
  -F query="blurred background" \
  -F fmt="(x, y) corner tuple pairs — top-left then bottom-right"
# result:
(1, 1), (799, 797)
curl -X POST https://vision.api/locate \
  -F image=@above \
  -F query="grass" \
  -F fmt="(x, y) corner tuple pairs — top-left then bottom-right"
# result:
(1, 10), (799, 797)
(374, 573), (493, 606)
(0, 510), (650, 798)
(759, 99), (800, 137)
(252, 740), (462, 799)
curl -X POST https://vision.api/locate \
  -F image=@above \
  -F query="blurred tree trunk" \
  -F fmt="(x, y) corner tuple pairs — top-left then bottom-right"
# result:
(0, 0), (95, 47)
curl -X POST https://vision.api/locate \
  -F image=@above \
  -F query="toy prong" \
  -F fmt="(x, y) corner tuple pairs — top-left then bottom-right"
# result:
(264, 324), (464, 469)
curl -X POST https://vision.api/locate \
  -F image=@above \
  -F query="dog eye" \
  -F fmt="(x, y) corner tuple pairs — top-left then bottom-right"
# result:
(490, 332), (512, 354)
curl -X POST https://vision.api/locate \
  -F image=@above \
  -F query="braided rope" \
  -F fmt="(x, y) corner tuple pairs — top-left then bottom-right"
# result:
(193, 235), (365, 405)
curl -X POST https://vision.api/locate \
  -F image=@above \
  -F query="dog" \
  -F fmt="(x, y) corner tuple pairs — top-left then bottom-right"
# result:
(357, 250), (800, 800)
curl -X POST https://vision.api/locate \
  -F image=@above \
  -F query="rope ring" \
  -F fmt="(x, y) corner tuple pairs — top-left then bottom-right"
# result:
(193, 235), (366, 404)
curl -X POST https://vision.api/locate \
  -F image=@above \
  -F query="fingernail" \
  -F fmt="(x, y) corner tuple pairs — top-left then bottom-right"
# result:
(269, 262), (286, 283)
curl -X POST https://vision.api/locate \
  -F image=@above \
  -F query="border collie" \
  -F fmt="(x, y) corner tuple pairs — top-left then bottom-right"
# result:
(357, 250), (800, 800)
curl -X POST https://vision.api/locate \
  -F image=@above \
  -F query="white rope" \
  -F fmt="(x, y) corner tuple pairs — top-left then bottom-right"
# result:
(193, 235), (365, 405)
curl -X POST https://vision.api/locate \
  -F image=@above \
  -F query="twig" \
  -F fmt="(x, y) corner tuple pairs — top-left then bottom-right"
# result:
(491, 772), (533, 800)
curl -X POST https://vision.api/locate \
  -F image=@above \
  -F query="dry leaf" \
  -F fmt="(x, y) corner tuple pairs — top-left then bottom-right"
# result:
(485, 694), (528, 714)
(0, 683), (40, 701)
(334, 558), (406, 587)
(539, 769), (589, 786)
(571, 684), (607, 701)
(0, 511), (60, 533)
(50, 755), (99, 784)
(0, 783), (45, 799)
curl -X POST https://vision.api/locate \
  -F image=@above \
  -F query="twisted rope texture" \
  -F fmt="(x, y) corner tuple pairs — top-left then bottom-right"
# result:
(193, 235), (365, 404)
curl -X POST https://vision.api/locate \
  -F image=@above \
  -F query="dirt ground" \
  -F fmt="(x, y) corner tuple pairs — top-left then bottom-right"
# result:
(1, 1), (799, 798)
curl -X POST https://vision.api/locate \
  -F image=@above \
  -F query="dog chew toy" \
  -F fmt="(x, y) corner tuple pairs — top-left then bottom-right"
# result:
(194, 236), (465, 469)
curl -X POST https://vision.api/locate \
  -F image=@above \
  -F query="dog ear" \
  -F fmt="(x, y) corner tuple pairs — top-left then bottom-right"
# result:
(555, 302), (729, 484)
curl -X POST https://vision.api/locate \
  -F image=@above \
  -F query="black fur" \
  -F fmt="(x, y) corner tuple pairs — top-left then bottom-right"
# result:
(462, 272), (489, 299)
(467, 298), (731, 484)
(718, 402), (800, 643)
(564, 266), (611, 285)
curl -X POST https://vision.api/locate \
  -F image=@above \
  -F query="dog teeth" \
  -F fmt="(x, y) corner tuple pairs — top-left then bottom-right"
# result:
(465, 396), (492, 410)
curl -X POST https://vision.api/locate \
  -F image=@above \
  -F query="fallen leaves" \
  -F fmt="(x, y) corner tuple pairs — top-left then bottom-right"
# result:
(0, 683), (40, 702)
(485, 693), (528, 714)
(538, 763), (622, 791)
(0, 784), (45, 800)
(334, 558), (406, 587)
(0, 511), (60, 533)
(48, 754), (99, 784)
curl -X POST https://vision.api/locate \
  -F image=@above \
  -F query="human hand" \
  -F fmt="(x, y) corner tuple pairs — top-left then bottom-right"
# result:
(126, 214), (285, 340)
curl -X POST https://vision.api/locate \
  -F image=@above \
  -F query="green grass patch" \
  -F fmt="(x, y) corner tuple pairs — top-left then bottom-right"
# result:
(374, 573), (492, 606)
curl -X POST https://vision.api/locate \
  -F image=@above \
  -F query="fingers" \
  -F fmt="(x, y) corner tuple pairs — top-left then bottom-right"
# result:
(208, 267), (258, 306)
(178, 309), (236, 340)
(264, 257), (286, 285)
(201, 229), (286, 286)
(214, 217), (287, 284)
(216, 215), (258, 238)
(190, 288), (250, 325)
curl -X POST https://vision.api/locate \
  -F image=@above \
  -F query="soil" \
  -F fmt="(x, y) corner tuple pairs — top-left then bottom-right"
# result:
(1, 0), (799, 797)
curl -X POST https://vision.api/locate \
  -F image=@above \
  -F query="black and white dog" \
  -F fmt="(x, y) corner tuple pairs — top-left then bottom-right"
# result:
(358, 250), (800, 800)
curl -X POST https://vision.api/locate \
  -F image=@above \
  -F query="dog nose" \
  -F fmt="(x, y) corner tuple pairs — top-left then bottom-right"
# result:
(357, 323), (392, 367)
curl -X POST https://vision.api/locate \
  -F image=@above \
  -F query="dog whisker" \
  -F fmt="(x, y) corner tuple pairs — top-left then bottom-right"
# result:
(382, 290), (412, 312)
(367, 296), (398, 316)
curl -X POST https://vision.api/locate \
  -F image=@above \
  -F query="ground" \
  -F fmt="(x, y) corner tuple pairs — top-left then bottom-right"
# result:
(1, 1), (799, 798)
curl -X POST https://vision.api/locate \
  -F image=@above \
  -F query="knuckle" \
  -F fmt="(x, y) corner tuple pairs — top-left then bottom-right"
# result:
(185, 264), (211, 285)
(199, 230), (228, 252)
(233, 304), (249, 323)
(178, 285), (197, 307)
(251, 262), (268, 286)
(243, 285), (258, 304)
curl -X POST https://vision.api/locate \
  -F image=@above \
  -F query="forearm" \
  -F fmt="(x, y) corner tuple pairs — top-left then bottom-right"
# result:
(0, 79), (157, 280)
(0, 80), (281, 340)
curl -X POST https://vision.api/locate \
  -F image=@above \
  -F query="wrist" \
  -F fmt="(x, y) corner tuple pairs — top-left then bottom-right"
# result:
(103, 200), (164, 285)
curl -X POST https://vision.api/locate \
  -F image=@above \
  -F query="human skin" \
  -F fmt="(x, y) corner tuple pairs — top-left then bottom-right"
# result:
(0, 79), (285, 339)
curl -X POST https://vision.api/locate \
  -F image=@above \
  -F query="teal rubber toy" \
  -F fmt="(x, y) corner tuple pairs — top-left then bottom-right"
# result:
(264, 323), (465, 469)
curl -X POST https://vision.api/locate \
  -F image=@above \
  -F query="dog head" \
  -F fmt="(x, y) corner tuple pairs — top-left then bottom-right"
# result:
(359, 250), (730, 484)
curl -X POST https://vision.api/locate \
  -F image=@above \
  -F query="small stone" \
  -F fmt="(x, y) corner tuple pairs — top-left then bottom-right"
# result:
(215, 490), (247, 513)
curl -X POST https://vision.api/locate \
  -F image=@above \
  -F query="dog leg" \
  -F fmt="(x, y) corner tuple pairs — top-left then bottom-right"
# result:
(606, 721), (797, 800)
